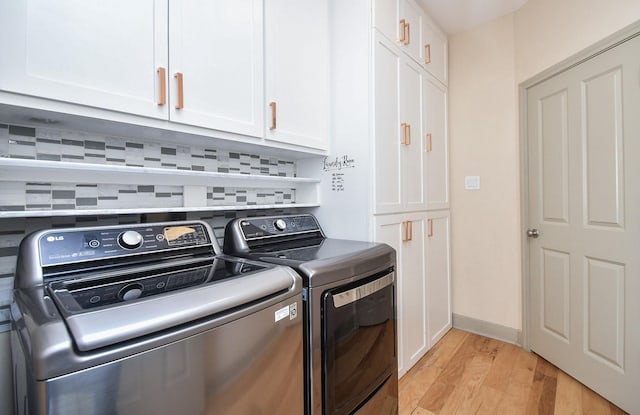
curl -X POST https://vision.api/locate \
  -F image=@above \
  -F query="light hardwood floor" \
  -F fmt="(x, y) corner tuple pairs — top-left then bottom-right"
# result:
(398, 329), (628, 415)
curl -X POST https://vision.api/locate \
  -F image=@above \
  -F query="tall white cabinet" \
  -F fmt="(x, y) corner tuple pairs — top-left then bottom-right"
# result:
(372, 0), (451, 377)
(303, 0), (451, 378)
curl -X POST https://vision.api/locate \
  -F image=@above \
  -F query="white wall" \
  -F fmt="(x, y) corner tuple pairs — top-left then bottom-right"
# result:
(449, 14), (521, 330)
(449, 0), (640, 333)
(298, 0), (372, 241)
(514, 0), (640, 83)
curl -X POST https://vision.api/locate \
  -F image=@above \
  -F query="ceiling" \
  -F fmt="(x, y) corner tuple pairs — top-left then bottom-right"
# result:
(418, 0), (529, 34)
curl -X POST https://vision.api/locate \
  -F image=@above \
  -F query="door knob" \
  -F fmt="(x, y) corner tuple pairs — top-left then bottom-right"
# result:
(527, 228), (540, 238)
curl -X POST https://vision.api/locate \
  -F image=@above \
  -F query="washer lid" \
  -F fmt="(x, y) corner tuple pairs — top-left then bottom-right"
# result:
(56, 262), (297, 351)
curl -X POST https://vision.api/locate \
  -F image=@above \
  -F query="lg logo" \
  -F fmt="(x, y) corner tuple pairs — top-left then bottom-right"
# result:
(46, 235), (65, 242)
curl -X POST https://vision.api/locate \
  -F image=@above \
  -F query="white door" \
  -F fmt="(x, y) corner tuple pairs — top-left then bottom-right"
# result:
(422, 20), (448, 85)
(401, 58), (427, 212)
(372, 0), (398, 44)
(264, 0), (329, 150)
(374, 34), (402, 214)
(527, 33), (640, 414)
(168, 0), (264, 137)
(398, 0), (423, 62)
(426, 210), (451, 346)
(424, 75), (449, 210)
(0, 0), (168, 119)
(375, 213), (428, 378)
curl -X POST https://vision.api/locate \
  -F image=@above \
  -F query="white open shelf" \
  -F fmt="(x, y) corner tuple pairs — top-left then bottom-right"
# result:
(0, 158), (320, 217)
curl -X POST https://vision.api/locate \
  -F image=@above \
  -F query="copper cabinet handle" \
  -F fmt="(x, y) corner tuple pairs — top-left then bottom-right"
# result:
(405, 22), (410, 45)
(426, 133), (432, 152)
(269, 102), (277, 130)
(401, 123), (411, 145)
(174, 72), (184, 109)
(157, 67), (166, 106)
(402, 220), (413, 242)
(428, 219), (433, 238)
(399, 19), (406, 43)
(425, 44), (431, 64)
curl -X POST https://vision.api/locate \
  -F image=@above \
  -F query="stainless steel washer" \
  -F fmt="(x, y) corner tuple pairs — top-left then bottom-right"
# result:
(11, 220), (304, 415)
(224, 214), (398, 415)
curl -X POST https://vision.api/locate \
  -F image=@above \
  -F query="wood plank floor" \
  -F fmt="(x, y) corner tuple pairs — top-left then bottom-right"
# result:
(398, 329), (628, 415)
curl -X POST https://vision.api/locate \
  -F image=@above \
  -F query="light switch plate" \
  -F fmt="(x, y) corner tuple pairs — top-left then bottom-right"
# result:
(465, 176), (480, 190)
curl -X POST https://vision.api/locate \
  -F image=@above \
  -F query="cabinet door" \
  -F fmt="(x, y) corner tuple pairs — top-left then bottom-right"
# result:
(424, 76), (449, 209)
(422, 20), (448, 85)
(0, 0), (168, 119)
(169, 0), (264, 137)
(399, 0), (424, 63)
(373, 0), (398, 43)
(373, 0), (424, 64)
(401, 59), (427, 211)
(265, 0), (329, 150)
(374, 35), (402, 214)
(375, 213), (428, 378)
(425, 211), (452, 347)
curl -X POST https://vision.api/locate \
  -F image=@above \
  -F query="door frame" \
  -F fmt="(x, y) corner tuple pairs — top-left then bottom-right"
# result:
(518, 20), (640, 351)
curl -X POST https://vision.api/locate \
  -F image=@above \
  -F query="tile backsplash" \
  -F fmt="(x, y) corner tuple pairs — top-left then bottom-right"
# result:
(0, 121), (306, 332)
(0, 122), (297, 212)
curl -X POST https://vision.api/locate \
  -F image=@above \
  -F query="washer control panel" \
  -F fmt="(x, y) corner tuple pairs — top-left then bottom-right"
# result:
(238, 215), (321, 240)
(39, 222), (211, 267)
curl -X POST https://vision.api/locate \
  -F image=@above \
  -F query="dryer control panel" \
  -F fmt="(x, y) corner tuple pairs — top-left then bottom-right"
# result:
(238, 215), (321, 240)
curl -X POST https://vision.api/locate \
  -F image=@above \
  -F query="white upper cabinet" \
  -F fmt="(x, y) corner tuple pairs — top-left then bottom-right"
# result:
(374, 0), (423, 64)
(264, 0), (329, 150)
(373, 0), (448, 86)
(424, 75), (449, 209)
(422, 17), (448, 85)
(168, 0), (264, 137)
(374, 34), (427, 214)
(399, 0), (425, 64)
(0, 0), (168, 119)
(0, 0), (329, 152)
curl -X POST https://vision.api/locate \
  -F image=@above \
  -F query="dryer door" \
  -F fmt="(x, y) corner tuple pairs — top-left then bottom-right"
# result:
(321, 269), (396, 415)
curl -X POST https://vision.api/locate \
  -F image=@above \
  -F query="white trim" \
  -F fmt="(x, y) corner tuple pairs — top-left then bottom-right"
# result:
(452, 313), (522, 346)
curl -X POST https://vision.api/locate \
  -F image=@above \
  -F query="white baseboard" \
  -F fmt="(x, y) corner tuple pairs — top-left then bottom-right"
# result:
(452, 313), (522, 346)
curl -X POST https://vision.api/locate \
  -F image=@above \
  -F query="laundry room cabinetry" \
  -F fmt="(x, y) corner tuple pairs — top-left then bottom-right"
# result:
(424, 75), (449, 209)
(374, 0), (424, 64)
(0, 0), (262, 137)
(373, 0), (448, 85)
(422, 16), (448, 85)
(425, 210), (451, 346)
(374, 34), (428, 214)
(374, 213), (428, 377)
(264, 0), (329, 150)
(167, 0), (264, 137)
(374, 33), (448, 214)
(0, 0), (168, 120)
(373, 211), (451, 377)
(0, 0), (329, 152)
(307, 0), (450, 379)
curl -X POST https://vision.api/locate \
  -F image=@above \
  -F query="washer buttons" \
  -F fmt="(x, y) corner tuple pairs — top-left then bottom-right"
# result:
(88, 240), (100, 248)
